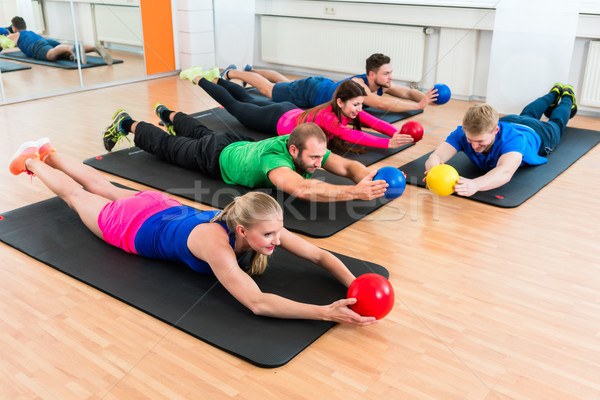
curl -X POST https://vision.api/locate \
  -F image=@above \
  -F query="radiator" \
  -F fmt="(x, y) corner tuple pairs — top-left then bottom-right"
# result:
(94, 4), (144, 47)
(581, 41), (600, 107)
(260, 16), (426, 82)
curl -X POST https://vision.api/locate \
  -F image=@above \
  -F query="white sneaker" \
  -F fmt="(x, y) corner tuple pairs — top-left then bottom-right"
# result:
(96, 44), (113, 65)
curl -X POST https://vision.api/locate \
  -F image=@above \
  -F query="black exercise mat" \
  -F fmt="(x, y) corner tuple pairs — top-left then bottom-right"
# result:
(0, 50), (122, 69)
(160, 106), (414, 166)
(0, 196), (389, 368)
(85, 148), (393, 238)
(365, 106), (423, 124)
(399, 126), (600, 208)
(0, 59), (31, 72)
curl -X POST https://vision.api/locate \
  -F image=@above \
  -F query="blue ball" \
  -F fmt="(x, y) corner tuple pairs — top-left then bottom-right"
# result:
(433, 83), (451, 105)
(374, 166), (406, 199)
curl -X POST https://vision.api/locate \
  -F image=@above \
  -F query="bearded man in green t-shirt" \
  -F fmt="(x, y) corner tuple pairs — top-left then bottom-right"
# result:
(102, 106), (388, 202)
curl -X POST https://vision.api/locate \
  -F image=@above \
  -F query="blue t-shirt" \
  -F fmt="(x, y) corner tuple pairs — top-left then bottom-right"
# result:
(14, 30), (44, 57)
(134, 207), (233, 274)
(312, 74), (383, 106)
(445, 121), (547, 171)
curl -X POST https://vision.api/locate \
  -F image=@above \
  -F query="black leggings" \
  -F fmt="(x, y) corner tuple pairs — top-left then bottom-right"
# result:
(133, 112), (254, 178)
(197, 78), (297, 134)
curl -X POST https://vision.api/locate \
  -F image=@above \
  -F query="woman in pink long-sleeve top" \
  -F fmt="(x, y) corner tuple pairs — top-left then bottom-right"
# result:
(193, 74), (416, 151)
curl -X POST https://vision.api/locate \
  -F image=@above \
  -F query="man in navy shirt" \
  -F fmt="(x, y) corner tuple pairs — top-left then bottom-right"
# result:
(424, 83), (577, 196)
(182, 53), (438, 112)
(0, 16), (112, 64)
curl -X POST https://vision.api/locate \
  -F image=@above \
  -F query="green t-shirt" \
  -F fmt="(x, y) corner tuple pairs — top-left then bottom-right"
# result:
(218, 135), (331, 188)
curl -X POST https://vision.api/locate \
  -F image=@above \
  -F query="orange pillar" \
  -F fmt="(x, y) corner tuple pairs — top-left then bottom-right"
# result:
(140, 0), (176, 75)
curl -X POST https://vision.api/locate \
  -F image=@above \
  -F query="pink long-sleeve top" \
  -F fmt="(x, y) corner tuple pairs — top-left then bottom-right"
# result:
(276, 106), (398, 148)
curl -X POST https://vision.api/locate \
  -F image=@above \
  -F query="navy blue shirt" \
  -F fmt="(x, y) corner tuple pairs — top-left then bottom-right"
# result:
(312, 74), (383, 106)
(134, 207), (233, 274)
(13, 30), (44, 57)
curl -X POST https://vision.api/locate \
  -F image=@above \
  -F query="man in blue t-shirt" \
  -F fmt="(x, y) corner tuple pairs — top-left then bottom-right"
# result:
(182, 53), (438, 112)
(424, 84), (578, 197)
(0, 16), (112, 64)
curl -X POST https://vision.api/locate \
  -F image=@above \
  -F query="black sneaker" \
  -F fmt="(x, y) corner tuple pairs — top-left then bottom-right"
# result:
(543, 83), (564, 118)
(103, 109), (131, 152)
(153, 102), (175, 135)
(561, 85), (578, 119)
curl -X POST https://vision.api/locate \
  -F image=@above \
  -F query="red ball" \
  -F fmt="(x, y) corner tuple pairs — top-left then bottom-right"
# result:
(400, 121), (424, 142)
(347, 273), (395, 320)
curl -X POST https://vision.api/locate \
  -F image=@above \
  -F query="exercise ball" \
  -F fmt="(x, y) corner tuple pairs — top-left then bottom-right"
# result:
(433, 83), (451, 105)
(347, 273), (395, 320)
(400, 121), (424, 142)
(374, 166), (406, 199)
(426, 164), (459, 196)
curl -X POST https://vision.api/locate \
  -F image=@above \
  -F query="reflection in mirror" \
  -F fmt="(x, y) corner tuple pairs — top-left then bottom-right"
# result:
(74, 0), (146, 87)
(0, 0), (81, 101)
(0, 0), (145, 103)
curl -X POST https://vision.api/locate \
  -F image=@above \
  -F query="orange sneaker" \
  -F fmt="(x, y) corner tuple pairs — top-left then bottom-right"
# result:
(37, 137), (56, 162)
(9, 141), (39, 175)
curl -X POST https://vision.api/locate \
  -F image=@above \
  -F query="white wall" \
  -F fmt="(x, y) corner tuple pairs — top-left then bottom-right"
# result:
(472, 30), (492, 100)
(1, 0), (30, 30)
(0, 0), (18, 26)
(29, 1), (143, 48)
(486, 0), (579, 114)
(250, 1), (494, 100)
(177, 0), (215, 69)
(39, 2), (77, 41)
(436, 28), (479, 100)
(244, 0), (599, 116)
(214, 0), (255, 69)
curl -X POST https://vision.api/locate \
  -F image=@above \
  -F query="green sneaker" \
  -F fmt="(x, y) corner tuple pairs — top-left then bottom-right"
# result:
(153, 102), (175, 135)
(103, 109), (132, 152)
(561, 85), (578, 119)
(0, 35), (15, 50)
(543, 83), (564, 118)
(548, 83), (564, 105)
(179, 65), (204, 83)
(202, 66), (220, 82)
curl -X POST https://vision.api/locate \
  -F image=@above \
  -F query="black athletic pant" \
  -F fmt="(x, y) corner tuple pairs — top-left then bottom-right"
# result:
(133, 112), (254, 178)
(197, 78), (297, 134)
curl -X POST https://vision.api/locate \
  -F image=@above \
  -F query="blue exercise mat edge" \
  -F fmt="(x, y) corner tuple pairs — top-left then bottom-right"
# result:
(0, 59), (31, 72)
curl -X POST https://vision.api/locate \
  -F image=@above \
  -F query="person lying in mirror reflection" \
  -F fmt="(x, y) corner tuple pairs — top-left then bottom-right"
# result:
(0, 16), (113, 65)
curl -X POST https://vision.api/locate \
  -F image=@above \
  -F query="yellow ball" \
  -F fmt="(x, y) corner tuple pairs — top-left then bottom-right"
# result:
(426, 164), (459, 196)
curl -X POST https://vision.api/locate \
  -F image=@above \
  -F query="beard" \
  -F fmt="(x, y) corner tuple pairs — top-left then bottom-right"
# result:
(375, 78), (392, 88)
(292, 155), (316, 175)
(293, 159), (310, 174)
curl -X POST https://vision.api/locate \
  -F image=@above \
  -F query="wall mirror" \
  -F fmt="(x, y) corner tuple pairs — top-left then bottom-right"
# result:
(0, 0), (147, 103)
